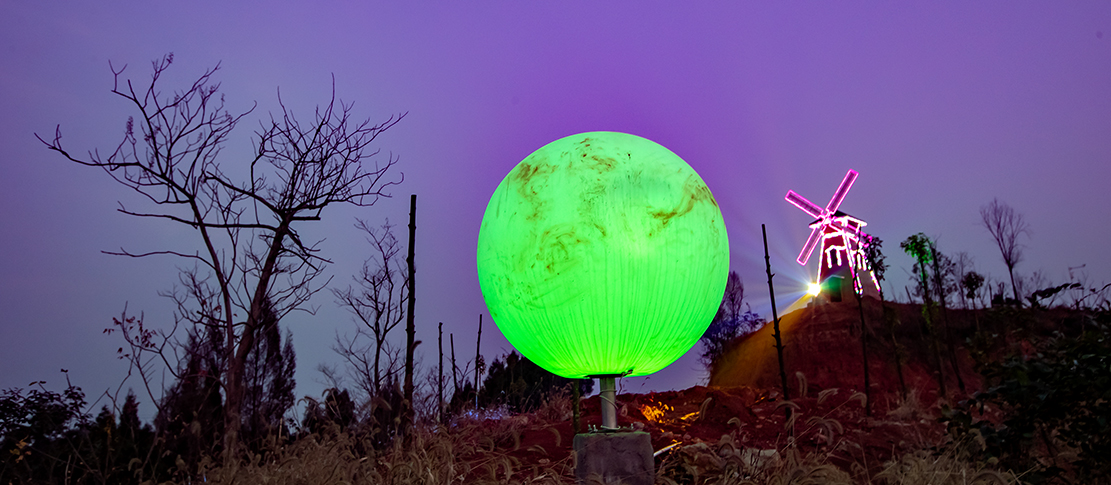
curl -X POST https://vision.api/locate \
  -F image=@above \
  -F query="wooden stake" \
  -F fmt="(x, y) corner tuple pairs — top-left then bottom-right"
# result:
(474, 314), (483, 408)
(451, 333), (458, 393)
(403, 194), (417, 434)
(762, 224), (791, 412)
(438, 322), (444, 424)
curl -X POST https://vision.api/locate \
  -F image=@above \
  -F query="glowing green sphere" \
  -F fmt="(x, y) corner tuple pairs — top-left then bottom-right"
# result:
(477, 132), (729, 378)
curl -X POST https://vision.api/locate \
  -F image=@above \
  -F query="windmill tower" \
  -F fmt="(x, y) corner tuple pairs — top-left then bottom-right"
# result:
(785, 169), (880, 302)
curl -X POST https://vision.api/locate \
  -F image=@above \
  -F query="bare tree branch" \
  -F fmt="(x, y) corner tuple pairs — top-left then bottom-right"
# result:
(332, 219), (409, 402)
(37, 53), (405, 457)
(979, 198), (1030, 302)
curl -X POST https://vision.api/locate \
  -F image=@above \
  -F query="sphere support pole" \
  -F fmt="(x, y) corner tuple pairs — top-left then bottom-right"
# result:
(600, 376), (617, 429)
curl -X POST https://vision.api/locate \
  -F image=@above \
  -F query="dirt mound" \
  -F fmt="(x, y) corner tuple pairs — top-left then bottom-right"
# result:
(711, 297), (982, 406)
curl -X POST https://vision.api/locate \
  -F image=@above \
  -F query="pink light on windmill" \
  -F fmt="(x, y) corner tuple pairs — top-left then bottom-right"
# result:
(785, 169), (880, 300)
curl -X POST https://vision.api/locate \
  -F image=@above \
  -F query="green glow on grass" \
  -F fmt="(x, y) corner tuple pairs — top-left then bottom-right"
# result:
(476, 132), (729, 378)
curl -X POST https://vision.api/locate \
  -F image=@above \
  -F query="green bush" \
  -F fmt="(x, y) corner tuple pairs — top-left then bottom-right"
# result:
(943, 310), (1111, 483)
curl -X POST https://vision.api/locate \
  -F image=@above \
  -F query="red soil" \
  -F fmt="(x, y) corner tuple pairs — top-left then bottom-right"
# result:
(476, 298), (983, 478)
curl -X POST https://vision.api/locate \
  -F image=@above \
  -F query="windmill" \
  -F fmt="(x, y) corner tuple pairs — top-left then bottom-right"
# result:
(785, 169), (880, 301)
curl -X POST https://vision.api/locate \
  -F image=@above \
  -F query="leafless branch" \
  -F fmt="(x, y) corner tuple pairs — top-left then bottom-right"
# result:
(332, 219), (409, 399)
(980, 198), (1031, 302)
(38, 53), (404, 455)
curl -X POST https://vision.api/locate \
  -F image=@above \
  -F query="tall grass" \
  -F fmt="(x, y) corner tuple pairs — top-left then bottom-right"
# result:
(652, 387), (1023, 485)
(197, 393), (576, 484)
(188, 387), (1024, 485)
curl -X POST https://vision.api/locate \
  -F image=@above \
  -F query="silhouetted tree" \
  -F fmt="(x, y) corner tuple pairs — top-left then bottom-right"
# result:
(902, 233), (948, 398)
(156, 324), (226, 475)
(367, 380), (405, 447)
(155, 296), (294, 461)
(402, 195), (418, 440)
(700, 271), (761, 373)
(980, 198), (1030, 303)
(332, 219), (408, 401)
(37, 53), (404, 455)
(241, 299), (296, 448)
(962, 271), (986, 331)
(81, 391), (158, 483)
(476, 352), (593, 413)
(951, 252), (976, 309)
(0, 374), (88, 483)
(300, 388), (358, 435)
(928, 248), (957, 309)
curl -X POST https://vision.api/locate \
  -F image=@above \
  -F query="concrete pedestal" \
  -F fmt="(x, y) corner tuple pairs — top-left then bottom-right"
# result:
(573, 431), (653, 485)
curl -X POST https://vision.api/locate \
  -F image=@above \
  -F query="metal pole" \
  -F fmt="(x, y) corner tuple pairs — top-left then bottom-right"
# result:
(600, 376), (617, 429)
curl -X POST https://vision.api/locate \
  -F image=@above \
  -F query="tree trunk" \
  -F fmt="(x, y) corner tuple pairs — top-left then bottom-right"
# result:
(1008, 265), (1020, 303)
(438, 322), (444, 424)
(450, 334), (458, 393)
(225, 219), (292, 459)
(373, 335), (383, 393)
(403, 195), (417, 436)
(918, 269), (948, 399)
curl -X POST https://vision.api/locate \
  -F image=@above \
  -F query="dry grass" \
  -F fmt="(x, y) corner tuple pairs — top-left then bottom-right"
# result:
(657, 437), (855, 485)
(196, 426), (558, 484)
(652, 432), (1022, 485)
(196, 396), (576, 484)
(188, 389), (1021, 485)
(876, 448), (1023, 485)
(190, 428), (1023, 485)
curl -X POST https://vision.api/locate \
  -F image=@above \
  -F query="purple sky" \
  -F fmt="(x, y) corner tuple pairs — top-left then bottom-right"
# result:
(3, 3), (1110, 419)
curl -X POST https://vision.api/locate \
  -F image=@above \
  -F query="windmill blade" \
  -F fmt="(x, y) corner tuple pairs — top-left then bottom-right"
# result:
(825, 169), (859, 213)
(797, 226), (823, 265)
(785, 190), (824, 219)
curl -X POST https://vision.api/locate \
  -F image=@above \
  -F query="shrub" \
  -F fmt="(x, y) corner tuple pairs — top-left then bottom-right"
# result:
(943, 310), (1111, 482)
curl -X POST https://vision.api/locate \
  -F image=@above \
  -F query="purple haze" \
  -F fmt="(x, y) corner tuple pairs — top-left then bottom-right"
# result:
(2, 3), (1110, 419)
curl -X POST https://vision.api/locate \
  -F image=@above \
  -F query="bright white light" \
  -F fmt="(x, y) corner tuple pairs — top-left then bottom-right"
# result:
(807, 282), (821, 296)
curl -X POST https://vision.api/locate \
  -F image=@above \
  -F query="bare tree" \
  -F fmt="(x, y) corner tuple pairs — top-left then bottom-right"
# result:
(330, 332), (404, 406)
(980, 198), (1030, 302)
(699, 271), (761, 373)
(37, 54), (404, 456)
(332, 219), (409, 398)
(951, 252), (975, 309)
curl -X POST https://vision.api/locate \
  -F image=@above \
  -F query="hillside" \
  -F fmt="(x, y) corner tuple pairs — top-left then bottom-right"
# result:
(497, 297), (1001, 480)
(710, 297), (983, 408)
